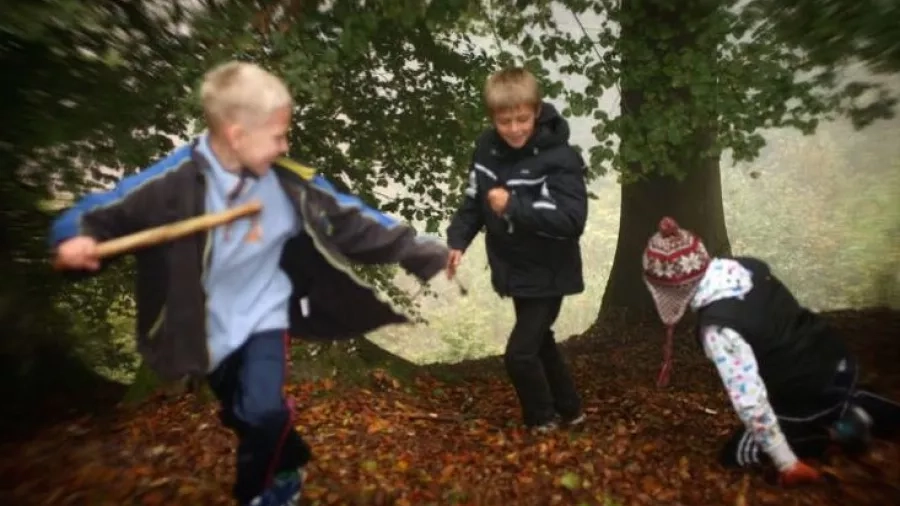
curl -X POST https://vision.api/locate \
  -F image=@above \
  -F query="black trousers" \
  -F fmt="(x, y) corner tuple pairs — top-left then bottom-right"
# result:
(504, 296), (582, 426)
(207, 329), (312, 504)
(721, 358), (900, 468)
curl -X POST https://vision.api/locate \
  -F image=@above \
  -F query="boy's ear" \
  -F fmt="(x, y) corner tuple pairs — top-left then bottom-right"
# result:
(225, 122), (244, 145)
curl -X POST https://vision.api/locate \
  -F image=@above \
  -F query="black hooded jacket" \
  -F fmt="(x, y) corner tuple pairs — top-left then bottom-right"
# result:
(446, 102), (587, 298)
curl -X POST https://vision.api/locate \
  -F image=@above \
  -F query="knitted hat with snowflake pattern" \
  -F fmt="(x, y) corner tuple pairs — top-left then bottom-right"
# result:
(642, 217), (711, 387)
(643, 217), (711, 291)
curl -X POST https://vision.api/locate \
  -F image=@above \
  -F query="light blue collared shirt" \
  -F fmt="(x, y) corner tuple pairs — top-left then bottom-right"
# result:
(196, 135), (299, 371)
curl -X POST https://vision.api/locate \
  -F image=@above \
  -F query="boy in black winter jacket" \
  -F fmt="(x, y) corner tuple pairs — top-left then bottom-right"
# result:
(446, 67), (588, 432)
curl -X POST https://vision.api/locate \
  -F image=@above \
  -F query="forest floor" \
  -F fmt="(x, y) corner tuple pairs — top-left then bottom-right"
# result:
(1, 309), (899, 506)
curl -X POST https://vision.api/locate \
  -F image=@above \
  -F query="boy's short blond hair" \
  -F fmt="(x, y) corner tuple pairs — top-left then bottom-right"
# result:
(200, 61), (293, 132)
(483, 67), (542, 114)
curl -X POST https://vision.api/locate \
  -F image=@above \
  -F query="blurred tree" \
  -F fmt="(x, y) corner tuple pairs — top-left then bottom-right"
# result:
(0, 1), (194, 402)
(755, 0), (900, 74)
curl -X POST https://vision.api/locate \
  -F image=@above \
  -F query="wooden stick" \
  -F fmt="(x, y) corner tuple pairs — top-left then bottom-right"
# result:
(51, 201), (263, 271)
(94, 200), (263, 259)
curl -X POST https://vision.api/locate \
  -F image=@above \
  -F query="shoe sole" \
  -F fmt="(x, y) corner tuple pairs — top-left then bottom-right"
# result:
(530, 422), (559, 434)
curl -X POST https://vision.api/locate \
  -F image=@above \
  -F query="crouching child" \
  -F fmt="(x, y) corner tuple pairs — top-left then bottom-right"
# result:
(640, 217), (900, 487)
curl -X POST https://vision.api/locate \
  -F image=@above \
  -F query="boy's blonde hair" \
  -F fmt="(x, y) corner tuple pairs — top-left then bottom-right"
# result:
(483, 67), (542, 114)
(200, 61), (293, 132)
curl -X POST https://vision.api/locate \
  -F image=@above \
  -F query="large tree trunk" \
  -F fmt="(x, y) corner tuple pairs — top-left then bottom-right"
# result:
(597, 0), (731, 325)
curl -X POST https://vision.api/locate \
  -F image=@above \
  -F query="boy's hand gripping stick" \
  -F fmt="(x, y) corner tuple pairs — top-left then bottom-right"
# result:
(52, 200), (263, 270)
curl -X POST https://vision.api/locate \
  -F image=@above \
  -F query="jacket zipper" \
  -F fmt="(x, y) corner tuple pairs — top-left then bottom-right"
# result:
(200, 171), (214, 371)
(147, 307), (165, 341)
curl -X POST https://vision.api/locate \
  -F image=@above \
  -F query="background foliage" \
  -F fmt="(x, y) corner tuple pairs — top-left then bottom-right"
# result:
(2, 0), (898, 387)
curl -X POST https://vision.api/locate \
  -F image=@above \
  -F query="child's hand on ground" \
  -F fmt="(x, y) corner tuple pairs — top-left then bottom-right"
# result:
(778, 460), (822, 487)
(486, 187), (510, 215)
(54, 236), (101, 271)
(446, 249), (463, 280)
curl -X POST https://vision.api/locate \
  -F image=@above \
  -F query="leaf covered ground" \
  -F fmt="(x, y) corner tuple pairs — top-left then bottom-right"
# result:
(1, 310), (899, 506)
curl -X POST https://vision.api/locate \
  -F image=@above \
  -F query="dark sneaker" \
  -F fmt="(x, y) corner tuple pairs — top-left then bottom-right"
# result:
(247, 468), (305, 506)
(830, 406), (873, 455)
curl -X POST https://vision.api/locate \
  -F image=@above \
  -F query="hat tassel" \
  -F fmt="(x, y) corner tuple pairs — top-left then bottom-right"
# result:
(656, 325), (674, 387)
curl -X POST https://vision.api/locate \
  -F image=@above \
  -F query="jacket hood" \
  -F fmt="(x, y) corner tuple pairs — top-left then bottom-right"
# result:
(690, 258), (754, 311)
(482, 101), (571, 157)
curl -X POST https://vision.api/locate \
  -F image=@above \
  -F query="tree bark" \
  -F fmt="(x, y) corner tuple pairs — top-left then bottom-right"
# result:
(597, 0), (731, 325)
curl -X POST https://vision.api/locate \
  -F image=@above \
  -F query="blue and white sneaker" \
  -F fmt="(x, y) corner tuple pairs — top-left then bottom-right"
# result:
(247, 468), (306, 506)
(830, 406), (873, 455)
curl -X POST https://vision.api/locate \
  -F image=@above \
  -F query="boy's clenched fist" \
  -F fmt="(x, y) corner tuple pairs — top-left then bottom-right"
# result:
(54, 236), (100, 271)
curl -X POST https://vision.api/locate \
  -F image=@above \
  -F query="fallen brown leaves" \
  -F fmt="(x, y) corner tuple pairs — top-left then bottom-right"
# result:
(0, 310), (898, 505)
